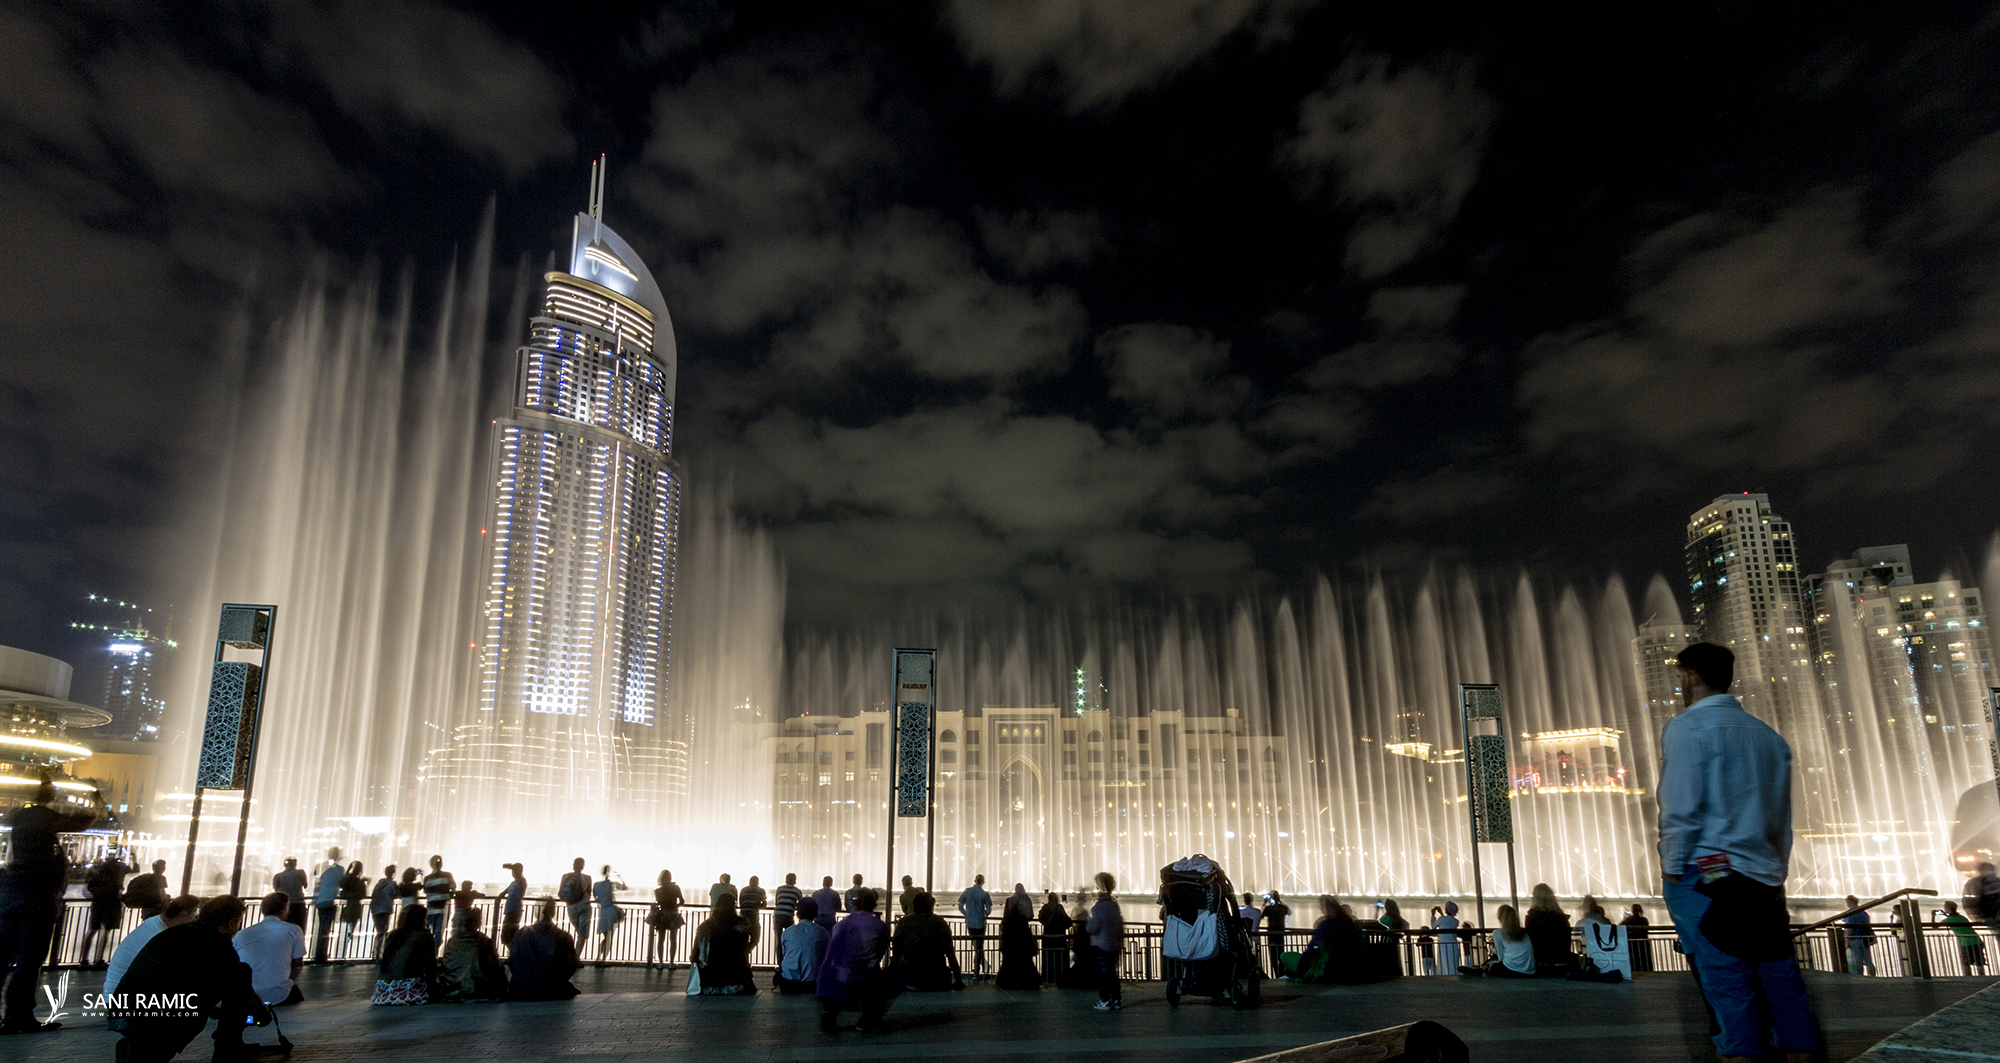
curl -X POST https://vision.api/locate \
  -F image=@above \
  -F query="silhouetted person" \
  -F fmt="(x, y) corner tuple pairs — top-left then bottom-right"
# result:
(1262, 891), (1291, 977)
(957, 874), (991, 977)
(499, 863), (527, 948)
(124, 858), (172, 921)
(271, 857), (308, 930)
(81, 851), (130, 968)
(373, 905), (437, 1005)
(1622, 904), (1652, 972)
(112, 895), (269, 1063)
(508, 900), (580, 1000)
(648, 869), (685, 970)
(369, 864), (399, 956)
(438, 908), (507, 1001)
(558, 858), (593, 942)
(1524, 883), (1573, 975)
(888, 890), (960, 991)
(811, 876), (842, 929)
(338, 861), (367, 953)
(692, 897), (758, 995)
(0, 778), (96, 1033)
(311, 849), (344, 962)
(1038, 891), (1073, 984)
(996, 886), (1042, 990)
(817, 886), (891, 1032)
(1085, 872), (1123, 1010)
(592, 864), (624, 965)
(1660, 641), (1821, 1061)
(772, 872), (802, 932)
(420, 854), (455, 942)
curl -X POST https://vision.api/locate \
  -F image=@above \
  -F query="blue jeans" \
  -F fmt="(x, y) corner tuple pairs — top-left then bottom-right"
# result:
(1664, 878), (1821, 1056)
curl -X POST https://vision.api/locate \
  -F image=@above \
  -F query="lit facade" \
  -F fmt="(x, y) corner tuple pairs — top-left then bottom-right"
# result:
(473, 179), (682, 802)
(1685, 494), (1810, 727)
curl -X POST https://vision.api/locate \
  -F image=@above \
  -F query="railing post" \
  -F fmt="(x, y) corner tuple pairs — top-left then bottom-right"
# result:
(1897, 899), (1932, 979)
(1829, 926), (1848, 973)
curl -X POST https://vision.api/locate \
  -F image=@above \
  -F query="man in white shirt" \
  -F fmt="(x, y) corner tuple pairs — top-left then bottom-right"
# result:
(1659, 642), (1820, 1063)
(233, 893), (307, 1005)
(104, 895), (200, 998)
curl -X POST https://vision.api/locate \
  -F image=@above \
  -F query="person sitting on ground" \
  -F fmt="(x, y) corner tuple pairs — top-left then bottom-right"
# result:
(1477, 904), (1535, 977)
(438, 907), (507, 1001)
(507, 900), (581, 1001)
(996, 886), (1042, 990)
(106, 895), (203, 1002)
(775, 897), (830, 993)
(692, 896), (758, 995)
(817, 885), (892, 1032)
(112, 895), (271, 1063)
(1578, 895), (1611, 926)
(373, 905), (438, 1005)
(234, 893), (307, 1006)
(1523, 883), (1575, 975)
(1296, 895), (1369, 984)
(889, 890), (961, 991)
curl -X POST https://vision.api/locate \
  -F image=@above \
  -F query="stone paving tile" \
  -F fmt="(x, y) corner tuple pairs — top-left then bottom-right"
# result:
(3, 964), (1990, 1063)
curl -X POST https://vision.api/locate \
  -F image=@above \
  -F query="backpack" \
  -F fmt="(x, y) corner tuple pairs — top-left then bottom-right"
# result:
(559, 874), (585, 904)
(123, 874), (162, 910)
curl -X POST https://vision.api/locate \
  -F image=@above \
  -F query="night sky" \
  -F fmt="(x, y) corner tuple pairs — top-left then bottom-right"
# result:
(6, 2), (2000, 668)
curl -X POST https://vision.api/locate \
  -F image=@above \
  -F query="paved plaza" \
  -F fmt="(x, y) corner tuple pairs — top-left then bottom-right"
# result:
(5, 965), (1990, 1063)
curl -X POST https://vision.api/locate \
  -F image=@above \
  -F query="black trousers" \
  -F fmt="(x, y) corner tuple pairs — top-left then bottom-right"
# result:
(0, 894), (57, 1029)
(1094, 946), (1121, 1002)
(120, 1003), (253, 1063)
(314, 903), (338, 961)
(820, 970), (894, 1027)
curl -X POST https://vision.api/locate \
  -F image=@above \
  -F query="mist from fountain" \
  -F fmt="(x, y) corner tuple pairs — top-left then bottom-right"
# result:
(148, 226), (1995, 902)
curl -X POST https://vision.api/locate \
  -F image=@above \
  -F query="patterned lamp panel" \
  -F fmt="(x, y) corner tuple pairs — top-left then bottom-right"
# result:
(217, 606), (269, 650)
(197, 661), (262, 788)
(894, 650), (935, 817)
(1468, 733), (1514, 843)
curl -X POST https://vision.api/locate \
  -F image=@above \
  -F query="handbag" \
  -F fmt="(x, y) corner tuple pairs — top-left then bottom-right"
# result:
(370, 977), (429, 1006)
(684, 962), (702, 995)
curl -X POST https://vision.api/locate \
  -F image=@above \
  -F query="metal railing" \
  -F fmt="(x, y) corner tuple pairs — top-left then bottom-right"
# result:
(43, 896), (2000, 982)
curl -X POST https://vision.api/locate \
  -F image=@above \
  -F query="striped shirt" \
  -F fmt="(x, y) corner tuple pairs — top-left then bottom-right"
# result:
(773, 883), (802, 916)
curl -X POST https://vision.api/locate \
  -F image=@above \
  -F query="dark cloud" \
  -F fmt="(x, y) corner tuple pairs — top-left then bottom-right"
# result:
(1283, 53), (1492, 278)
(258, 0), (574, 176)
(978, 208), (1105, 274)
(944, 0), (1304, 111)
(1517, 182), (2000, 495)
(1098, 322), (1246, 418)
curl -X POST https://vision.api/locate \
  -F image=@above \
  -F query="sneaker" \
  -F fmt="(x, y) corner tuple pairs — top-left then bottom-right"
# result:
(1093, 1000), (1116, 1011)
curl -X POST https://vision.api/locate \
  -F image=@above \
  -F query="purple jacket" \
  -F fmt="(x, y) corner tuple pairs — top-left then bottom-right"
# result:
(815, 909), (888, 1000)
(1087, 897), (1124, 952)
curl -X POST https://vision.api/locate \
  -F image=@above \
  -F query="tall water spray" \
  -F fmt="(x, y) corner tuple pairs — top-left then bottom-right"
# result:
(163, 219), (785, 890)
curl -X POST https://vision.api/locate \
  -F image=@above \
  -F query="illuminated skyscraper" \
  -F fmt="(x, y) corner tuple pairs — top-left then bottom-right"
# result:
(72, 596), (175, 742)
(474, 160), (681, 800)
(1685, 493), (1810, 727)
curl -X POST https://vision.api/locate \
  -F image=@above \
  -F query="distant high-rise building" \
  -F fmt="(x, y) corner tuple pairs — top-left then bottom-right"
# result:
(1631, 617), (1697, 725)
(1685, 494), (1810, 726)
(72, 597), (174, 742)
(471, 160), (682, 801)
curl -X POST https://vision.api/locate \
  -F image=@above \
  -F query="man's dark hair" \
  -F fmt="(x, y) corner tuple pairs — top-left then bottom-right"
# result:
(260, 892), (289, 917)
(853, 887), (879, 912)
(429, 854), (443, 869)
(822, 876), (833, 887)
(1676, 642), (1735, 692)
(538, 899), (558, 921)
(573, 857), (585, 871)
(283, 857), (297, 868)
(913, 890), (935, 915)
(164, 895), (203, 920)
(151, 859), (167, 873)
(197, 895), (248, 929)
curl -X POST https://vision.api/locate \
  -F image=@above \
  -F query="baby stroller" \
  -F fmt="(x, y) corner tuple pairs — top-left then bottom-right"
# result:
(1158, 855), (1261, 1009)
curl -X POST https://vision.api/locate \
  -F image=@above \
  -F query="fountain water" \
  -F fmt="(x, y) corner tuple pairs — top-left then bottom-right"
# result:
(149, 223), (1995, 902)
